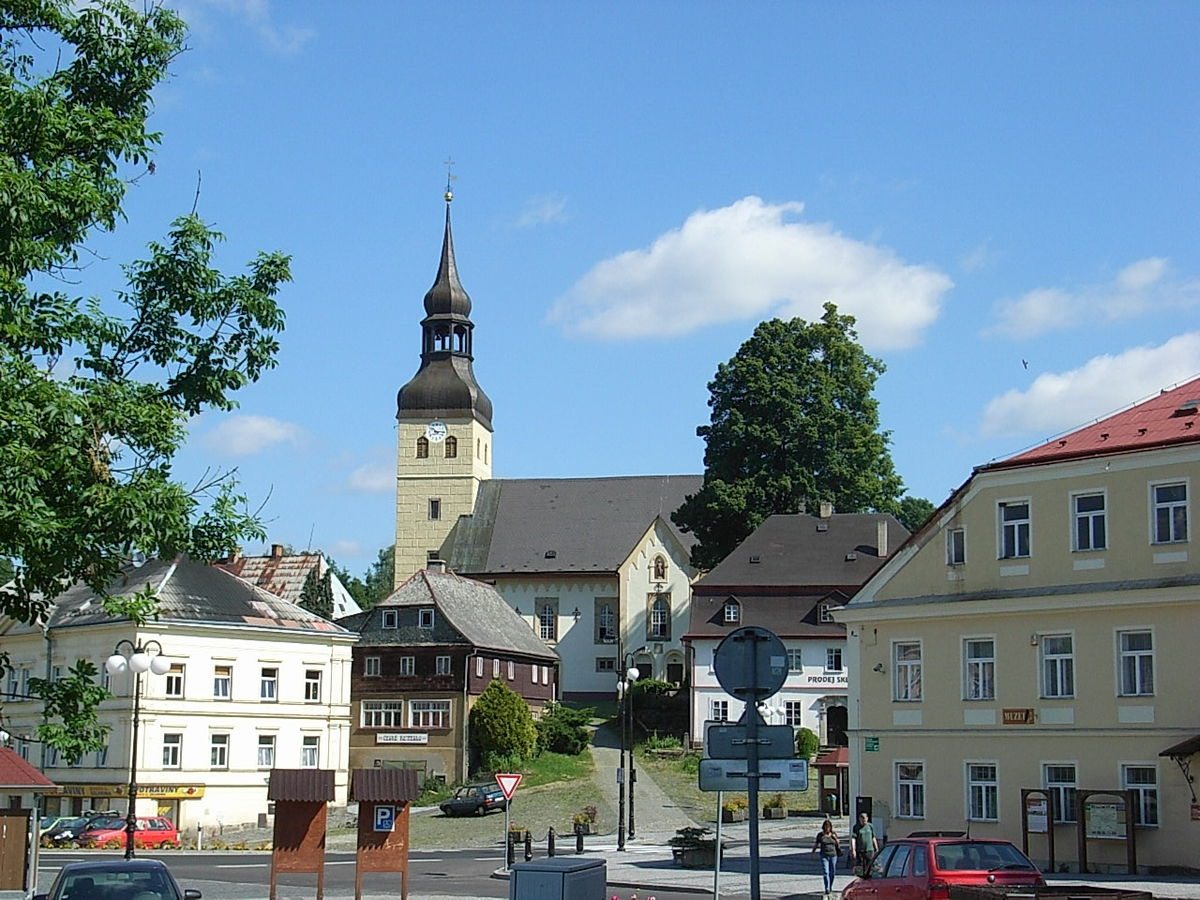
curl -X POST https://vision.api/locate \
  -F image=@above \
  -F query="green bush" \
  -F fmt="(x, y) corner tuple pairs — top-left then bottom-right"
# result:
(469, 679), (537, 767)
(630, 678), (674, 697)
(795, 726), (820, 760)
(535, 702), (592, 755)
(642, 732), (683, 750)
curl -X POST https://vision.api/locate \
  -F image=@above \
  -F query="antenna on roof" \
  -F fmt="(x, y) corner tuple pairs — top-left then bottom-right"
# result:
(306, 523), (315, 553)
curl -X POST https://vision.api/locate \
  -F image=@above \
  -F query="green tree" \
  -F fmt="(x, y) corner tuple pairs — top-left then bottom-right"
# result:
(673, 305), (905, 569)
(795, 726), (820, 761)
(298, 567), (335, 620)
(469, 679), (537, 769)
(535, 702), (593, 756)
(357, 544), (396, 609)
(897, 495), (936, 533)
(0, 1), (290, 760)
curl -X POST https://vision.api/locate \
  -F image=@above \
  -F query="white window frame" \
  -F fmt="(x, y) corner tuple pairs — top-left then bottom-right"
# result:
(893, 641), (922, 701)
(361, 699), (404, 728)
(419, 608), (435, 629)
(723, 599), (740, 624)
(710, 699), (729, 722)
(164, 664), (184, 699)
(825, 647), (844, 672)
(304, 669), (322, 702)
(257, 734), (276, 769)
(1043, 762), (1077, 823)
(648, 594), (671, 640)
(1116, 629), (1154, 696)
(428, 498), (441, 520)
(963, 637), (995, 701)
(1150, 480), (1188, 544)
(1121, 763), (1159, 827)
(947, 526), (966, 566)
(1071, 490), (1107, 551)
(786, 648), (802, 672)
(364, 656), (381, 677)
(436, 655), (451, 675)
(475, 656), (484, 677)
(399, 656), (415, 676)
(596, 601), (616, 642)
(260, 667), (278, 701)
(966, 762), (999, 822)
(210, 733), (229, 770)
(381, 609), (398, 629)
(492, 658), (500, 677)
(162, 733), (182, 769)
(507, 660), (515, 680)
(410, 699), (451, 729)
(998, 499), (1031, 559)
(596, 658), (615, 672)
(1040, 633), (1074, 699)
(213, 664), (232, 699)
(300, 735), (319, 768)
(896, 761), (925, 819)
(537, 599), (558, 642)
(818, 602), (835, 623)
(783, 701), (803, 726)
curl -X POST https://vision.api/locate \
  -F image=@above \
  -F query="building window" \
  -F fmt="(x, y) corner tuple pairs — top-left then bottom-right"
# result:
(999, 501), (1030, 559)
(361, 700), (404, 728)
(364, 656), (381, 677)
(410, 700), (451, 729)
(417, 608), (435, 630)
(213, 665), (232, 699)
(947, 527), (966, 565)
(710, 699), (729, 722)
(474, 656), (483, 677)
(967, 763), (998, 821)
(894, 642), (922, 701)
(162, 734), (182, 769)
(596, 658), (615, 672)
(436, 655), (451, 675)
(444, 435), (457, 458)
(596, 601), (616, 643)
(1044, 764), (1077, 823)
(304, 669), (322, 702)
(382, 609), (398, 629)
(428, 498), (441, 520)
(46, 746), (58, 767)
(818, 602), (835, 623)
(896, 762), (925, 818)
(257, 735), (276, 769)
(1152, 483), (1187, 543)
(1117, 630), (1154, 696)
(648, 594), (671, 640)
(507, 660), (515, 680)
(94, 745), (107, 767)
(210, 734), (229, 770)
(784, 701), (803, 726)
(1041, 634), (1074, 698)
(1073, 493), (1106, 551)
(300, 735), (319, 768)
(786, 649), (803, 672)
(5, 667), (16, 698)
(492, 658), (500, 677)
(652, 555), (668, 581)
(260, 667), (278, 701)
(826, 647), (843, 672)
(723, 599), (740, 624)
(416, 436), (429, 458)
(1122, 765), (1158, 826)
(964, 638), (995, 701)
(537, 599), (558, 641)
(399, 656), (415, 676)
(165, 664), (184, 699)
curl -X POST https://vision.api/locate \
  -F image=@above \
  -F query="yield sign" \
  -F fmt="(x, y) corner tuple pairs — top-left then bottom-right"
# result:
(495, 773), (522, 800)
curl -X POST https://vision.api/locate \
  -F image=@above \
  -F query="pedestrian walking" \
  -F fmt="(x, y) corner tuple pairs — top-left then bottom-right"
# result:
(849, 811), (879, 877)
(812, 818), (841, 899)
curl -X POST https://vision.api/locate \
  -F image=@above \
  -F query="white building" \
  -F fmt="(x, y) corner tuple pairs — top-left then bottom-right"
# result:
(0, 556), (355, 831)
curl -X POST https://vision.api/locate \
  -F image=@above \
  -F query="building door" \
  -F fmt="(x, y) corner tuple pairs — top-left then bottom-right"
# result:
(0, 809), (30, 890)
(827, 705), (848, 746)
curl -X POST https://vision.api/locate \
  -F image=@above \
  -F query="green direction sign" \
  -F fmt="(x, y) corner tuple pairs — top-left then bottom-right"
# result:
(864, 737), (880, 752)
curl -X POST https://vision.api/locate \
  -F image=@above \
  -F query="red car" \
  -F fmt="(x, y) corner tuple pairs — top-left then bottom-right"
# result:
(841, 836), (1045, 900)
(77, 815), (181, 850)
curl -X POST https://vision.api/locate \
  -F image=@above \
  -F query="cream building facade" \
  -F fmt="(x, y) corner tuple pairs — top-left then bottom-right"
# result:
(838, 379), (1200, 871)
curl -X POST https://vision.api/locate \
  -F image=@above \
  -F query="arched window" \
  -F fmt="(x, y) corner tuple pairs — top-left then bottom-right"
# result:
(648, 594), (671, 640)
(416, 436), (429, 458)
(597, 602), (615, 642)
(444, 436), (457, 458)
(723, 598), (740, 624)
(537, 599), (558, 642)
(652, 555), (667, 581)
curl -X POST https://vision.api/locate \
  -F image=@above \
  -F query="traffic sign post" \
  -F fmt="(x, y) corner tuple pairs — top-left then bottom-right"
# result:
(372, 804), (396, 832)
(496, 774), (522, 872)
(705, 720), (796, 760)
(699, 758), (809, 792)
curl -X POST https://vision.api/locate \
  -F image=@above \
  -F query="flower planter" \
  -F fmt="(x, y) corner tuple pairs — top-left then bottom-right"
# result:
(573, 822), (597, 835)
(762, 807), (788, 819)
(673, 844), (718, 869)
(721, 809), (747, 823)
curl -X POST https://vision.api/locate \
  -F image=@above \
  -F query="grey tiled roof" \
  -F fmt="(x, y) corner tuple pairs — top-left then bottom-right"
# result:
(446, 475), (702, 574)
(9, 556), (351, 635)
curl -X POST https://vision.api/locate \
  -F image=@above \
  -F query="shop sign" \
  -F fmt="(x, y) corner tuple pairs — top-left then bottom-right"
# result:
(1002, 708), (1035, 725)
(56, 783), (204, 799)
(376, 732), (429, 745)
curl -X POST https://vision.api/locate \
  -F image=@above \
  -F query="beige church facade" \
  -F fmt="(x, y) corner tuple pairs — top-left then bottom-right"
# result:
(838, 379), (1200, 871)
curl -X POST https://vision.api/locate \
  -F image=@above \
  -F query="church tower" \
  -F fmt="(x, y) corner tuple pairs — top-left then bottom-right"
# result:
(393, 190), (493, 584)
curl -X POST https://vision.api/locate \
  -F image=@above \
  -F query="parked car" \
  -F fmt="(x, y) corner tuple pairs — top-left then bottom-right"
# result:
(39, 815), (72, 836)
(438, 783), (508, 817)
(35, 858), (200, 900)
(76, 816), (180, 850)
(840, 836), (1045, 900)
(42, 812), (126, 847)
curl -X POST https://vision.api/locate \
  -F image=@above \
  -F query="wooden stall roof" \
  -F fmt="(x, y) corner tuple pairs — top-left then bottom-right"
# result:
(0, 747), (59, 791)
(267, 768), (335, 801)
(351, 768), (420, 803)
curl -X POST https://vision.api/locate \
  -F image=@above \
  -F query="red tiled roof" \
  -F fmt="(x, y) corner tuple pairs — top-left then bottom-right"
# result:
(0, 747), (57, 790)
(813, 747), (849, 767)
(990, 377), (1200, 469)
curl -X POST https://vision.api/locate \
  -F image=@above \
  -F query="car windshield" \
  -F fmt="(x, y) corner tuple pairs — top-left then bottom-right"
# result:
(58, 818), (88, 830)
(935, 842), (1036, 871)
(90, 818), (126, 830)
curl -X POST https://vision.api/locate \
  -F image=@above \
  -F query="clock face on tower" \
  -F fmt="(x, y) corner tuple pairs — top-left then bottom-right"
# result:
(425, 421), (449, 443)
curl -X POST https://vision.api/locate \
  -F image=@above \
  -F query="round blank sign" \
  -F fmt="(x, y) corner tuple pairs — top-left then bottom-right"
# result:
(713, 625), (788, 701)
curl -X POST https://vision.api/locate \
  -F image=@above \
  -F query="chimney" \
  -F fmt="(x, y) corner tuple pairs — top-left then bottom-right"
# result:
(819, 501), (833, 519)
(271, 543), (284, 559)
(427, 559), (447, 574)
(877, 520), (888, 558)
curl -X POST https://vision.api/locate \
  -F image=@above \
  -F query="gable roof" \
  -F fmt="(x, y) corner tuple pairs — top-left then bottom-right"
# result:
(214, 546), (361, 617)
(695, 513), (909, 590)
(447, 475), (702, 575)
(341, 568), (556, 661)
(989, 375), (1200, 470)
(0, 747), (57, 790)
(5, 556), (351, 636)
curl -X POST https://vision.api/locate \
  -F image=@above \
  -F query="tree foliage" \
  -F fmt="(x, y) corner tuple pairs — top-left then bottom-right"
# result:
(534, 701), (593, 756)
(795, 726), (820, 761)
(0, 0), (290, 758)
(897, 495), (936, 533)
(469, 678), (537, 768)
(673, 305), (906, 569)
(298, 566), (334, 620)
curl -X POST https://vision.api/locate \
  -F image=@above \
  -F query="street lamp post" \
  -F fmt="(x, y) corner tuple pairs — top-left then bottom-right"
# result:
(616, 656), (641, 848)
(106, 640), (170, 860)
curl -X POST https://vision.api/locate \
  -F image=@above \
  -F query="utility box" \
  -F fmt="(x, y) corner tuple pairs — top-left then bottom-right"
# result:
(508, 856), (606, 900)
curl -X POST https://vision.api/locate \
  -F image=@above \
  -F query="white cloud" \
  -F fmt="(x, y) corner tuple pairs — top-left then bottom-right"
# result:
(177, 0), (315, 54)
(547, 196), (952, 349)
(346, 462), (393, 494)
(987, 257), (1199, 339)
(960, 240), (999, 274)
(329, 540), (362, 559)
(980, 332), (1200, 437)
(201, 415), (304, 456)
(516, 194), (569, 229)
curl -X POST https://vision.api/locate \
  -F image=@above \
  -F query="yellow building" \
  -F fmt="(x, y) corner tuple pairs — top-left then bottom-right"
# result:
(839, 378), (1199, 872)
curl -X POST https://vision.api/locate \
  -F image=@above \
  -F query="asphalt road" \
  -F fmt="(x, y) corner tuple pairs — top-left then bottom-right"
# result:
(36, 849), (712, 900)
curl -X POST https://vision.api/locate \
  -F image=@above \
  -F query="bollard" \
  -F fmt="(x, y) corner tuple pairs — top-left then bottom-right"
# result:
(547, 826), (556, 857)
(524, 830), (533, 861)
(575, 828), (584, 854)
(506, 830), (516, 868)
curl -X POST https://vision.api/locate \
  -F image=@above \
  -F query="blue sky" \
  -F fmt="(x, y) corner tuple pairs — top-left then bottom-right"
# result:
(89, 2), (1198, 576)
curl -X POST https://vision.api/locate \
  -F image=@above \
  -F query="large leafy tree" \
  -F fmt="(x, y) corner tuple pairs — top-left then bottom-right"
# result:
(673, 304), (911, 569)
(0, 1), (290, 758)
